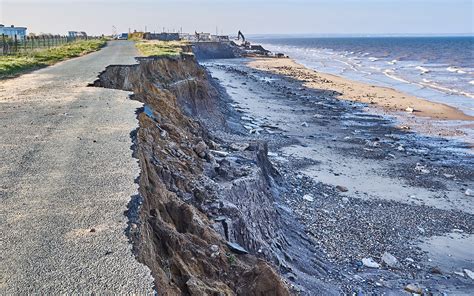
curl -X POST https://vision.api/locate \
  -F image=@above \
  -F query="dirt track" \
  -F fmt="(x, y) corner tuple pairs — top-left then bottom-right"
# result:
(0, 41), (153, 293)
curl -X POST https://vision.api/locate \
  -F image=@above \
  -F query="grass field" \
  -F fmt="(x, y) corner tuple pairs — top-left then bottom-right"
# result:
(0, 39), (106, 78)
(135, 40), (188, 57)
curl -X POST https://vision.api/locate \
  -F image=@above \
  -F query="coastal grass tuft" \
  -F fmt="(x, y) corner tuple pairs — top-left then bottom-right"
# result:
(0, 39), (106, 78)
(135, 40), (188, 57)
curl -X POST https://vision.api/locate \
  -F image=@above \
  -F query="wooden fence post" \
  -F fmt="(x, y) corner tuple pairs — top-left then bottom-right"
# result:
(14, 35), (18, 54)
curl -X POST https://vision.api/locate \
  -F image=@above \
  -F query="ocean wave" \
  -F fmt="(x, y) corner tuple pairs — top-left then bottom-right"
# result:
(469, 81), (474, 85)
(387, 59), (398, 65)
(368, 57), (379, 62)
(420, 81), (474, 99)
(383, 69), (411, 84)
(415, 66), (431, 74)
(447, 66), (467, 74)
(334, 58), (360, 72)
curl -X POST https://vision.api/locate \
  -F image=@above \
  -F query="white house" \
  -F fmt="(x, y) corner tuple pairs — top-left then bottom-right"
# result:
(68, 31), (87, 38)
(0, 24), (27, 40)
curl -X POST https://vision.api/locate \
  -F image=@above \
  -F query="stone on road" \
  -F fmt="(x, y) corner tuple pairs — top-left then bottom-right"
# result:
(0, 41), (153, 293)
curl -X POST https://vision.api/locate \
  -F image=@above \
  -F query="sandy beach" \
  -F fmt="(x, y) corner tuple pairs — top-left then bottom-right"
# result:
(202, 56), (474, 294)
(248, 58), (474, 128)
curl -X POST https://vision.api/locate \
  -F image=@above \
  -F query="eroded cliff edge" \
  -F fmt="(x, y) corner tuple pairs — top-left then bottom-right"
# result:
(91, 54), (333, 295)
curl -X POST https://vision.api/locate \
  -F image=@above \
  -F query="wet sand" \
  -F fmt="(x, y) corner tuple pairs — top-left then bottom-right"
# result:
(248, 58), (474, 140)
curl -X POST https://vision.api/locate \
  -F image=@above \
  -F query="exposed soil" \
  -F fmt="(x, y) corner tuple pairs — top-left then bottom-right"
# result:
(90, 46), (474, 295)
(92, 55), (297, 295)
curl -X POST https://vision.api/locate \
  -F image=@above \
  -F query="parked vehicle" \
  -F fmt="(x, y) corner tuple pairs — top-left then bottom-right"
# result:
(116, 33), (128, 40)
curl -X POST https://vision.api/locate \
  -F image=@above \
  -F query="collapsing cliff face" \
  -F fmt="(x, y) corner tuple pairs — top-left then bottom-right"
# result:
(191, 42), (244, 60)
(92, 54), (291, 295)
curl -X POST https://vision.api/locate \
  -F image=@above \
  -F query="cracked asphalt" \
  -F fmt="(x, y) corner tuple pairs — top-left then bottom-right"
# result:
(0, 41), (154, 293)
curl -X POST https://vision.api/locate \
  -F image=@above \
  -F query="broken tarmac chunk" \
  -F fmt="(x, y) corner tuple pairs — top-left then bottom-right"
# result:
(227, 242), (249, 255)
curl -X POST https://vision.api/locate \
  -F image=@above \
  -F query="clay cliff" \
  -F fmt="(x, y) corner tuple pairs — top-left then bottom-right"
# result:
(92, 54), (291, 295)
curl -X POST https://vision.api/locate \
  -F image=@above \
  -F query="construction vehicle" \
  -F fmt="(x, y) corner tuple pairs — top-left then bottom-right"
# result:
(237, 30), (250, 47)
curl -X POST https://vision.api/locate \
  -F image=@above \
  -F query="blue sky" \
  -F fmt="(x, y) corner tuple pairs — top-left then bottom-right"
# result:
(1, 0), (473, 36)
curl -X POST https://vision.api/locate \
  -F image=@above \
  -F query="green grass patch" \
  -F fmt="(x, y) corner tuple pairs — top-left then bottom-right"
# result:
(0, 39), (106, 78)
(135, 40), (188, 57)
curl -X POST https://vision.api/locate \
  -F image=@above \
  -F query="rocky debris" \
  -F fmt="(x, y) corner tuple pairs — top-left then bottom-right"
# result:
(206, 58), (474, 294)
(464, 269), (474, 280)
(404, 283), (423, 294)
(361, 257), (380, 268)
(227, 242), (249, 255)
(414, 163), (430, 174)
(417, 226), (425, 234)
(381, 252), (399, 269)
(429, 266), (442, 274)
(230, 142), (250, 151)
(210, 149), (229, 157)
(336, 185), (349, 192)
(210, 244), (219, 252)
(276, 155), (474, 286)
(194, 140), (208, 158)
(454, 271), (465, 278)
(209, 244), (220, 258)
(94, 55), (290, 295)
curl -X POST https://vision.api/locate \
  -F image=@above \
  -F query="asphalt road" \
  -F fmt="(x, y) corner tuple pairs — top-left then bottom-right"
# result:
(0, 41), (154, 293)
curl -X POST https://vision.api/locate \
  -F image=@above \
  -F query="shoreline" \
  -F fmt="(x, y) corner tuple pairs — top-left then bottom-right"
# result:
(247, 57), (474, 141)
(203, 56), (474, 294)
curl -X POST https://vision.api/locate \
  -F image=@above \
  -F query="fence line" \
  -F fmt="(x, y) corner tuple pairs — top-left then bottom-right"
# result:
(0, 34), (96, 55)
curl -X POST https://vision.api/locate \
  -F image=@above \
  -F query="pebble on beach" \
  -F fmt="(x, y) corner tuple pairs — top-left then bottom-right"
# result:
(362, 257), (380, 268)
(381, 251), (399, 269)
(302, 194), (314, 202)
(336, 185), (349, 192)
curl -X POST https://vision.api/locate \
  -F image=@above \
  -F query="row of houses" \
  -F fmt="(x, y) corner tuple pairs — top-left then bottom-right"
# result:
(142, 31), (230, 43)
(0, 24), (27, 40)
(184, 32), (230, 42)
(1, 24), (89, 41)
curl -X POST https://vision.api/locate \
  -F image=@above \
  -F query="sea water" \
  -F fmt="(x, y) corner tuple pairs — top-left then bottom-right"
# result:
(251, 36), (474, 116)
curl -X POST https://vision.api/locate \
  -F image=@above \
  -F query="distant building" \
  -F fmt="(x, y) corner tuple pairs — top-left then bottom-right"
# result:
(144, 32), (180, 41)
(180, 33), (197, 42)
(195, 32), (211, 42)
(212, 35), (230, 42)
(0, 24), (27, 40)
(68, 31), (88, 38)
